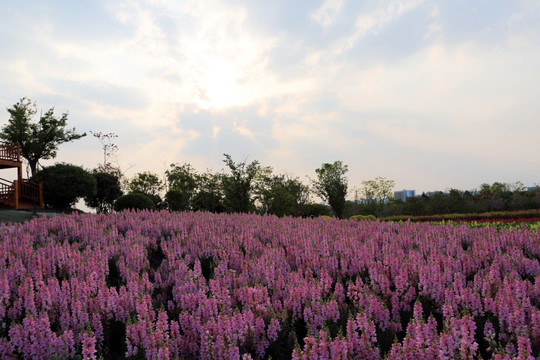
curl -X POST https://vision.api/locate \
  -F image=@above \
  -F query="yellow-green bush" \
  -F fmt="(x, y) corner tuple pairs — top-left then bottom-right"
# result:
(351, 214), (377, 221)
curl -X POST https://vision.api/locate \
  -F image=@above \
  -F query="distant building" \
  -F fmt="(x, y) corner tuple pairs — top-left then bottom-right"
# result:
(394, 189), (416, 202)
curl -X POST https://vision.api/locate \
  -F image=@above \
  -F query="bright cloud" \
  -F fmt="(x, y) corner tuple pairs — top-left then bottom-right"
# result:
(0, 0), (539, 194)
(311, 0), (343, 28)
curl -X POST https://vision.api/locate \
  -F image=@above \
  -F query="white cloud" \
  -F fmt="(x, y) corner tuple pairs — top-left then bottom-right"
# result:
(2, 0), (540, 192)
(334, 0), (426, 54)
(311, 0), (343, 28)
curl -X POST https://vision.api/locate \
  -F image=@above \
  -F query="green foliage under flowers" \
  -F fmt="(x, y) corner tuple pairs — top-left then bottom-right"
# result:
(114, 193), (155, 211)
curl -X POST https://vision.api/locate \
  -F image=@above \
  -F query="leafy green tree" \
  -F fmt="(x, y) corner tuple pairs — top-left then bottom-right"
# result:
(360, 177), (395, 216)
(31, 163), (96, 210)
(191, 171), (225, 213)
(478, 182), (518, 211)
(221, 154), (260, 213)
(257, 173), (310, 217)
(402, 194), (428, 216)
(84, 167), (123, 213)
(425, 191), (450, 215)
(165, 163), (198, 211)
(300, 202), (331, 217)
(128, 171), (164, 209)
(114, 193), (155, 211)
(312, 161), (348, 219)
(1, 98), (86, 176)
(445, 189), (475, 214)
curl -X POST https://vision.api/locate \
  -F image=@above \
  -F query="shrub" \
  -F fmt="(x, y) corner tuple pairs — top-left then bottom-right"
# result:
(31, 163), (96, 210)
(165, 189), (190, 211)
(300, 202), (331, 217)
(351, 214), (377, 221)
(114, 193), (155, 211)
(84, 170), (123, 214)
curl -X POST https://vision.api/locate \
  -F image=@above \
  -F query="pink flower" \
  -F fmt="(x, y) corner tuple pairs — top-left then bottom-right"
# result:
(81, 332), (97, 360)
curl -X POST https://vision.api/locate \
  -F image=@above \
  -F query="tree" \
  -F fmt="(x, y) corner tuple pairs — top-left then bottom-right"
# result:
(164, 163), (198, 211)
(128, 171), (164, 209)
(256, 172), (310, 217)
(91, 131), (118, 168)
(360, 176), (395, 216)
(191, 171), (225, 213)
(84, 168), (123, 213)
(402, 194), (428, 216)
(478, 182), (515, 211)
(1, 98), (86, 176)
(31, 163), (96, 210)
(425, 191), (449, 215)
(221, 154), (260, 213)
(114, 193), (155, 211)
(312, 161), (348, 219)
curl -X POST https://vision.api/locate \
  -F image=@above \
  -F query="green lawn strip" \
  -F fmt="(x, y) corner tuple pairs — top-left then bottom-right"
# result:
(0, 209), (40, 224)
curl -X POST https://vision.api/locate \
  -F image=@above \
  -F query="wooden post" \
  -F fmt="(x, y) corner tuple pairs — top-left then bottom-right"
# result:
(39, 182), (44, 209)
(17, 164), (22, 182)
(13, 180), (19, 210)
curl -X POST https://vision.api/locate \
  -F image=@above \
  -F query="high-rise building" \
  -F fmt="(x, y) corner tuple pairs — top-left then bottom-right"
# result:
(394, 189), (416, 202)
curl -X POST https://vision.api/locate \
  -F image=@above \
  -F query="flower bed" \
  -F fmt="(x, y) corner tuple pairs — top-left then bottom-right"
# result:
(0, 211), (539, 359)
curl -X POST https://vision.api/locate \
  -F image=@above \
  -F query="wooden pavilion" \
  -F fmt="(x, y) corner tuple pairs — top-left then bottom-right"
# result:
(0, 142), (43, 209)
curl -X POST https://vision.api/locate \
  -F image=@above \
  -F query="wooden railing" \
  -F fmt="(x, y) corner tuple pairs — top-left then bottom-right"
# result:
(0, 178), (43, 209)
(0, 178), (15, 204)
(0, 142), (20, 162)
(19, 179), (44, 208)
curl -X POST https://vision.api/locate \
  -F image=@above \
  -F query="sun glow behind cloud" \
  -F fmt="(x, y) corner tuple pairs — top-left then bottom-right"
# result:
(104, 0), (281, 112)
(1, 0), (540, 193)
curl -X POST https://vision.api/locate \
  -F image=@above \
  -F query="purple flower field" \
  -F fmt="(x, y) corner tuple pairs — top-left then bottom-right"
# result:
(0, 211), (539, 359)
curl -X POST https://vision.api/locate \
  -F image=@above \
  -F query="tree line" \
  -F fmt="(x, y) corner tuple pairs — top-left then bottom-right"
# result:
(2, 97), (539, 219)
(357, 182), (540, 218)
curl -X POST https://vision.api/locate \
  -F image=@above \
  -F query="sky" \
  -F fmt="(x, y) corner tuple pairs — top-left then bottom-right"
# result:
(1, 0), (539, 197)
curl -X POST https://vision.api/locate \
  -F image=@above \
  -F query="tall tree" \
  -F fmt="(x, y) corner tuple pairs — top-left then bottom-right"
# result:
(361, 176), (395, 216)
(221, 154), (260, 213)
(128, 171), (164, 209)
(90, 131), (118, 169)
(165, 163), (198, 211)
(256, 172), (310, 217)
(1, 98), (86, 176)
(84, 167), (123, 214)
(312, 161), (348, 219)
(191, 171), (225, 213)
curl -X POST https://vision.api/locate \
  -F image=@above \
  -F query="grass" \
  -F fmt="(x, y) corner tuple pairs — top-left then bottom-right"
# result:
(0, 208), (87, 225)
(0, 209), (41, 224)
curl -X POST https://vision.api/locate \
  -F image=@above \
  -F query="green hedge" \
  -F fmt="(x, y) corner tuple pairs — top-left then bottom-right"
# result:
(383, 209), (540, 222)
(350, 214), (377, 221)
(114, 193), (155, 211)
